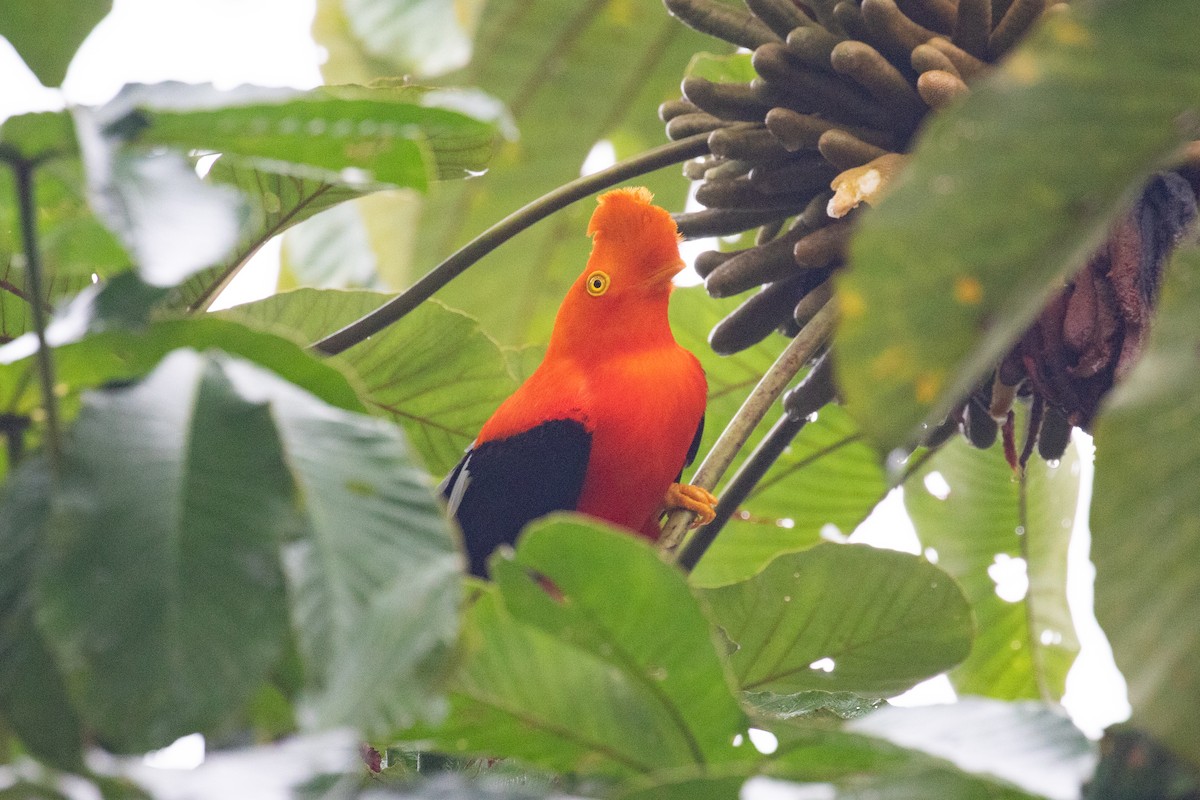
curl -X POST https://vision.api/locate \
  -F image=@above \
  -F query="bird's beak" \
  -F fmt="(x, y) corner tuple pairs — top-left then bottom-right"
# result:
(647, 258), (686, 287)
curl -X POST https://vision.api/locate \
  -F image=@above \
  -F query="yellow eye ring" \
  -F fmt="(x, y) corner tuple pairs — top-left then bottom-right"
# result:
(585, 270), (610, 296)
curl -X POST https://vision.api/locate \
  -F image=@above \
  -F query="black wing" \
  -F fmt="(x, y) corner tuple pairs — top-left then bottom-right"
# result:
(675, 414), (705, 482)
(441, 418), (592, 577)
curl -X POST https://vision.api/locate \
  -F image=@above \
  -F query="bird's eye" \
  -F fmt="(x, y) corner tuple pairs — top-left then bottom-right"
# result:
(585, 270), (610, 296)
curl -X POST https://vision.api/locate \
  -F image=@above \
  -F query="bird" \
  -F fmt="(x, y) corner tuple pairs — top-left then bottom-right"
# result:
(441, 186), (718, 577)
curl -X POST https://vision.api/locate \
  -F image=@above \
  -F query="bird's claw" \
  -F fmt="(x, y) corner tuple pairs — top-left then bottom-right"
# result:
(665, 483), (718, 528)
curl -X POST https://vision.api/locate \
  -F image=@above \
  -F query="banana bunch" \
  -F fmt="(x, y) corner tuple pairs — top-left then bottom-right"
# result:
(660, 0), (1200, 466)
(662, 0), (1055, 356)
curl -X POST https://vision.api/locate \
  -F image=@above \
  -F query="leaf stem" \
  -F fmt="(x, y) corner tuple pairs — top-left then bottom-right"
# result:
(12, 160), (62, 473)
(676, 354), (836, 572)
(310, 132), (713, 355)
(659, 300), (838, 553)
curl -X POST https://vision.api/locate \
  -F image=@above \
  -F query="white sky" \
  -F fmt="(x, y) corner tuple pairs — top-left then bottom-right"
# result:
(0, 0), (1127, 787)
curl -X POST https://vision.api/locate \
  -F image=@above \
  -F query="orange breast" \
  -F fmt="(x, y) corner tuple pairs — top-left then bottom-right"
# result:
(573, 344), (706, 538)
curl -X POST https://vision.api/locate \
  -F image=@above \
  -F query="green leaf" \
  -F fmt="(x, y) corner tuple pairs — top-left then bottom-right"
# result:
(400, 517), (746, 775)
(261, 360), (462, 735)
(279, 190), (421, 291)
(0, 0), (110, 86)
(407, 1), (732, 346)
(0, 158), (129, 342)
(112, 83), (499, 190)
(497, 517), (748, 763)
(171, 157), (368, 312)
(36, 350), (295, 752)
(684, 51), (755, 83)
(743, 690), (883, 722)
(835, 0), (1200, 450)
(693, 404), (888, 587)
(0, 111), (77, 163)
(847, 698), (1096, 800)
(314, 0), (485, 83)
(218, 288), (517, 475)
(0, 458), (84, 770)
(905, 431), (1081, 701)
(0, 317), (366, 424)
(1092, 245), (1200, 766)
(75, 108), (245, 286)
(701, 544), (973, 696)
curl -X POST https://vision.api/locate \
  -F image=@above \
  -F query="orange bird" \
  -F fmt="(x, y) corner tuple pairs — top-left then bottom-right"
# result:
(442, 187), (717, 576)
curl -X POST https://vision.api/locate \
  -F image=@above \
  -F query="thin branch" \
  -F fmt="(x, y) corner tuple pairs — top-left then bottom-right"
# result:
(676, 355), (837, 573)
(659, 300), (838, 552)
(11, 160), (63, 473)
(310, 132), (715, 356)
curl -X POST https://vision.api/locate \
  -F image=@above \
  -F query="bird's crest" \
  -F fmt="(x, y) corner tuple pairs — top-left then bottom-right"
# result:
(586, 187), (682, 276)
(588, 187), (681, 241)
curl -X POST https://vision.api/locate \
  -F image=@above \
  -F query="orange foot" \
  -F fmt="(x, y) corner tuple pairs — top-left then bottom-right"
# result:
(665, 483), (718, 528)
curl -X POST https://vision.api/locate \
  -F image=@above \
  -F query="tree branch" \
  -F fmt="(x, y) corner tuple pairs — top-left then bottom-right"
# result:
(11, 160), (62, 473)
(676, 354), (837, 573)
(310, 132), (714, 356)
(658, 300), (838, 552)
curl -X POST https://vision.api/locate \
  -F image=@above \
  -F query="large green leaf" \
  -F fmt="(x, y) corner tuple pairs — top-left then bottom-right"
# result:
(240, 357), (462, 736)
(0, 458), (84, 770)
(1092, 245), (1200, 766)
(219, 288), (516, 475)
(36, 350), (295, 752)
(398, 516), (746, 775)
(112, 83), (499, 190)
(495, 517), (748, 763)
(702, 543), (973, 697)
(0, 0), (110, 86)
(320, 1), (730, 346)
(905, 433), (1081, 701)
(835, 0), (1200, 450)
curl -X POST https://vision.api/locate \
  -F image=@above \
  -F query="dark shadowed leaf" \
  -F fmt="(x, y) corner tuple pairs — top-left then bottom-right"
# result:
(702, 544), (972, 696)
(835, 0), (1200, 450)
(905, 433), (1080, 701)
(848, 698), (1095, 800)
(616, 718), (1058, 800)
(0, 458), (84, 770)
(0, 0), (111, 86)
(224, 357), (462, 736)
(36, 350), (295, 752)
(1092, 245), (1200, 765)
